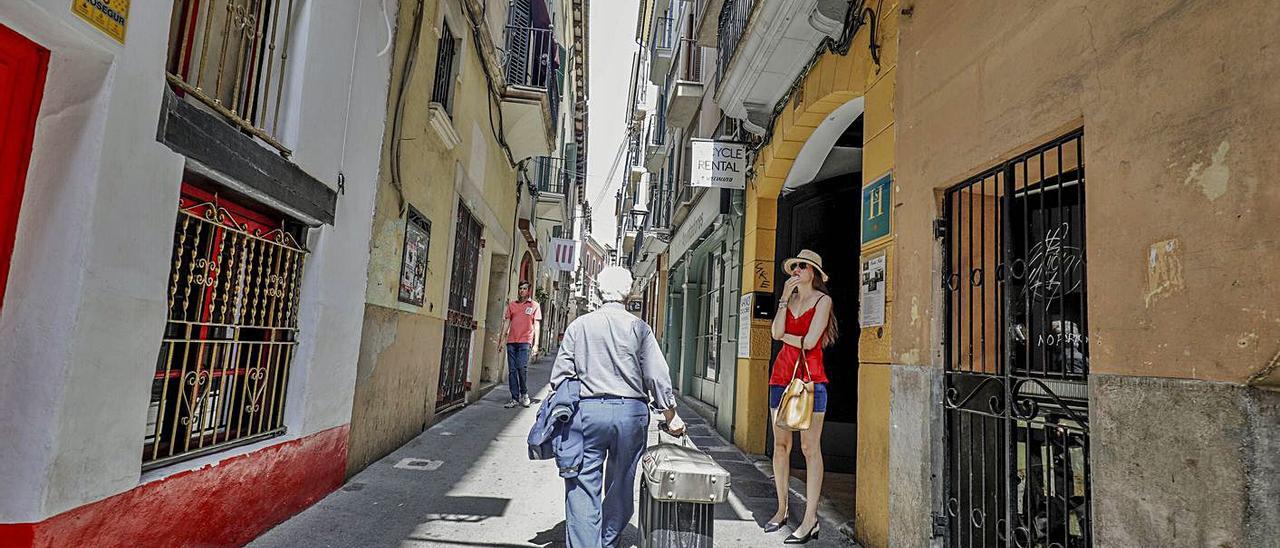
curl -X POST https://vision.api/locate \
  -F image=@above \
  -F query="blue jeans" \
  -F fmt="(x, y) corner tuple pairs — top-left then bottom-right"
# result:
(565, 398), (650, 548)
(507, 343), (530, 399)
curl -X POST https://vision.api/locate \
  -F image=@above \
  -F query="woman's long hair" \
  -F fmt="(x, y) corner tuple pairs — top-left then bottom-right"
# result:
(812, 275), (839, 348)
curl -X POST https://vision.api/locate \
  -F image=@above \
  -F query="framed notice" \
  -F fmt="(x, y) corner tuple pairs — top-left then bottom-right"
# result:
(690, 139), (747, 190)
(862, 171), (892, 246)
(736, 292), (754, 358)
(398, 209), (431, 306)
(859, 251), (886, 328)
(72, 0), (130, 43)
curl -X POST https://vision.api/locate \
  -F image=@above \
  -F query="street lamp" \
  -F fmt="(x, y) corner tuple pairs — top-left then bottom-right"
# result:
(629, 204), (649, 231)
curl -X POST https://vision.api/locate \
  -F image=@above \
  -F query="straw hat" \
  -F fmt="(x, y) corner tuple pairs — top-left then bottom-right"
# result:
(782, 249), (829, 282)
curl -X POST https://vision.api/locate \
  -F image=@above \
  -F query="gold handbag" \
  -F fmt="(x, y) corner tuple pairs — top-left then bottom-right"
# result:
(774, 348), (814, 431)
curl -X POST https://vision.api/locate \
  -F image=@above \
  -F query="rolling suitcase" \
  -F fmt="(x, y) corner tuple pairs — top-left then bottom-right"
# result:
(638, 425), (730, 548)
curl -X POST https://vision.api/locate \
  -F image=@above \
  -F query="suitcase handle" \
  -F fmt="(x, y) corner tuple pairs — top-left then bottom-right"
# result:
(657, 421), (690, 446)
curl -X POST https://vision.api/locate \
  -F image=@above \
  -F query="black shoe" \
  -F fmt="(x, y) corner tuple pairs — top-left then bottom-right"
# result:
(763, 518), (788, 533)
(784, 523), (820, 544)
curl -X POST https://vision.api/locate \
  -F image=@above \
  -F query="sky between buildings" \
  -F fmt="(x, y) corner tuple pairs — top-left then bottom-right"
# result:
(586, 0), (641, 248)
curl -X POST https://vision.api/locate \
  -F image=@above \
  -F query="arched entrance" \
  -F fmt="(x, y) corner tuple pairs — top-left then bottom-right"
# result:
(766, 99), (865, 522)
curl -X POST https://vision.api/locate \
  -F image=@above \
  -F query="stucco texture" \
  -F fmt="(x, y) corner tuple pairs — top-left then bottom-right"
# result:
(349, 0), (529, 476)
(893, 0), (1280, 385)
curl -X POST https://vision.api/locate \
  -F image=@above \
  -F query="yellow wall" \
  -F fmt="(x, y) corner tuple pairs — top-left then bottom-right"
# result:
(736, 3), (899, 546)
(349, 0), (529, 474)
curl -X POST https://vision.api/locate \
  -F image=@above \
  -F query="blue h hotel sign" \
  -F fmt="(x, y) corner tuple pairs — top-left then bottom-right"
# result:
(862, 172), (892, 245)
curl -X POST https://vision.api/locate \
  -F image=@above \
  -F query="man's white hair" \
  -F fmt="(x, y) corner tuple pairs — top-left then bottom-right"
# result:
(597, 266), (634, 302)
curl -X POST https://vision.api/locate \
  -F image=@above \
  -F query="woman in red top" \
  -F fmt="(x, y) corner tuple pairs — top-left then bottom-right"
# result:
(765, 249), (838, 543)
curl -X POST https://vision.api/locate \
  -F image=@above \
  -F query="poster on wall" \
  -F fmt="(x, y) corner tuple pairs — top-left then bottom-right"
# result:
(859, 251), (886, 328)
(690, 139), (748, 189)
(861, 171), (892, 245)
(398, 210), (431, 306)
(737, 292), (754, 358)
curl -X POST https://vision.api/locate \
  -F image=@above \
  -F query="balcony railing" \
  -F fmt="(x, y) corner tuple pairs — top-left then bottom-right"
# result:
(679, 38), (704, 82)
(530, 156), (569, 195)
(654, 13), (676, 51)
(505, 25), (561, 128)
(166, 0), (298, 156)
(717, 0), (756, 77)
(647, 97), (667, 147)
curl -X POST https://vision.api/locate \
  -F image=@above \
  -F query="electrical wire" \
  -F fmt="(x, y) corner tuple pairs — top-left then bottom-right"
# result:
(389, 0), (425, 215)
(748, 0), (875, 154)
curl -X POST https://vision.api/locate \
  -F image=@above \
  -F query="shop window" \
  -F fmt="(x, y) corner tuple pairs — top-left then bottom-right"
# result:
(398, 207), (432, 306)
(698, 243), (725, 381)
(144, 184), (308, 470)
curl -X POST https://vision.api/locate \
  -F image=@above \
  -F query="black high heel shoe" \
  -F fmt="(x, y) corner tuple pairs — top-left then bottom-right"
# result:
(763, 517), (789, 533)
(783, 523), (820, 544)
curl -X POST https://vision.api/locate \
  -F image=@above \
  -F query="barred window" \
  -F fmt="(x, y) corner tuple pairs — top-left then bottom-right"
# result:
(144, 184), (308, 470)
(432, 22), (458, 114)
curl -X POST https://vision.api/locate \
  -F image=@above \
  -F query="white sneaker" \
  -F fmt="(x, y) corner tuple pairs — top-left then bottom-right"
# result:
(520, 395), (531, 408)
(504, 399), (519, 408)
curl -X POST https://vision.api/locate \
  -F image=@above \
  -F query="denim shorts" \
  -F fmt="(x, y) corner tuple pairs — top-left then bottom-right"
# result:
(769, 383), (828, 413)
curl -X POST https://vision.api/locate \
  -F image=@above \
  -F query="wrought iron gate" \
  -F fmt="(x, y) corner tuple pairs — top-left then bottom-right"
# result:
(437, 204), (483, 411)
(941, 129), (1091, 547)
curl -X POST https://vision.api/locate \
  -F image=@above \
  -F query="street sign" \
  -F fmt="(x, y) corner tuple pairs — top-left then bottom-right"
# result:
(690, 139), (747, 189)
(862, 171), (892, 245)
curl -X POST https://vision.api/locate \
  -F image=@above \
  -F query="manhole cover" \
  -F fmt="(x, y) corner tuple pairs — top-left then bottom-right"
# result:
(394, 458), (444, 471)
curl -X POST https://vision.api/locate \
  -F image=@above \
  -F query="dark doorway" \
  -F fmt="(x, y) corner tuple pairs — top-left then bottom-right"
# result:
(770, 173), (861, 474)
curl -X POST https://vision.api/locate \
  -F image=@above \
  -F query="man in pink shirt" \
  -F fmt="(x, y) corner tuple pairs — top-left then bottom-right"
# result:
(503, 281), (541, 408)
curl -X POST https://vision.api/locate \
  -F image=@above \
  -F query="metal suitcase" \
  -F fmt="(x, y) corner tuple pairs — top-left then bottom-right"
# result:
(638, 432), (730, 548)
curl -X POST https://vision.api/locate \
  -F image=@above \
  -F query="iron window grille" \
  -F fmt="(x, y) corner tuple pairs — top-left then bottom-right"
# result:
(144, 186), (308, 470)
(941, 129), (1091, 547)
(716, 0), (756, 78)
(165, 0), (299, 156)
(432, 22), (459, 114)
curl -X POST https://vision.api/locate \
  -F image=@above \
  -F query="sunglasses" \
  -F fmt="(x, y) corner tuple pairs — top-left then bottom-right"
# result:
(791, 263), (811, 273)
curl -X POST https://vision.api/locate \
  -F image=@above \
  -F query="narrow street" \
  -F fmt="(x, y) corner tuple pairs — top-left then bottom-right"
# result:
(252, 357), (853, 548)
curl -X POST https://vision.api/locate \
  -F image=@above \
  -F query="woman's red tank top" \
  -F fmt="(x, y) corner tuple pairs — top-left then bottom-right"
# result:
(769, 300), (829, 386)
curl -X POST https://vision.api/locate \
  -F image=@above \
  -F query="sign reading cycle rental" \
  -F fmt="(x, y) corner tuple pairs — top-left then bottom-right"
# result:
(691, 139), (747, 189)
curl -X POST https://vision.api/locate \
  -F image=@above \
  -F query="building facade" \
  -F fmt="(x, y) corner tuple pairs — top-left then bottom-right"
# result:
(619, 1), (1280, 547)
(347, 0), (589, 475)
(619, 0), (748, 442)
(0, 1), (392, 545)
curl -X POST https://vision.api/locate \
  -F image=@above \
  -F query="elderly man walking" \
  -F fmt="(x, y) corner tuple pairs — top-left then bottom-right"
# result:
(550, 266), (685, 548)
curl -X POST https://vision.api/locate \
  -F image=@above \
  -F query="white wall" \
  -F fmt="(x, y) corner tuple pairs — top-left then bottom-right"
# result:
(0, 0), (392, 521)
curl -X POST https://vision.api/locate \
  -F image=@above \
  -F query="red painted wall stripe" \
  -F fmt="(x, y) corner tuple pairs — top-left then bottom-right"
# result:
(0, 425), (349, 548)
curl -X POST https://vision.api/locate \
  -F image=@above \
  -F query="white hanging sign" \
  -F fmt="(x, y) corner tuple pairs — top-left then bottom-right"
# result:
(690, 139), (747, 190)
(550, 238), (578, 273)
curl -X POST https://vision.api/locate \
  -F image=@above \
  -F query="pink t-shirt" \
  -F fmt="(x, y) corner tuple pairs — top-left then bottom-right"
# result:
(505, 299), (542, 344)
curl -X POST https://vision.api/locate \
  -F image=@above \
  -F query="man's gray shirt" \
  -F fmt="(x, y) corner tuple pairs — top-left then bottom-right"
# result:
(550, 303), (677, 411)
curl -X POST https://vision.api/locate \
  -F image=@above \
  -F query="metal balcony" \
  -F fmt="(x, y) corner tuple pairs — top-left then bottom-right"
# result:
(650, 12), (677, 84)
(501, 24), (560, 161)
(666, 38), (706, 130)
